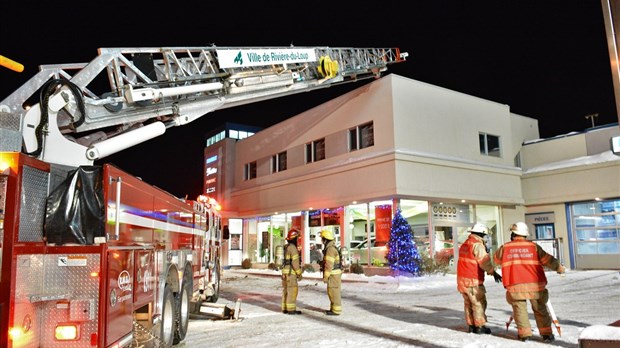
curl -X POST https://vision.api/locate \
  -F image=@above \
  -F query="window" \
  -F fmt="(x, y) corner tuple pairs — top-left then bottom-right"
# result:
(305, 138), (325, 163)
(206, 130), (225, 147)
(479, 132), (501, 157)
(572, 200), (620, 255)
(271, 151), (287, 173)
(244, 161), (257, 180)
(535, 224), (555, 239)
(349, 122), (374, 151)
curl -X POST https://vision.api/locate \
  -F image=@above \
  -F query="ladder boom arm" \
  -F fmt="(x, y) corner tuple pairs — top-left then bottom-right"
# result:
(0, 46), (407, 166)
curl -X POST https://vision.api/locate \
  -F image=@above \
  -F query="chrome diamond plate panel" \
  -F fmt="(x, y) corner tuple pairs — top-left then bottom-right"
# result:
(18, 165), (48, 242)
(14, 253), (101, 347)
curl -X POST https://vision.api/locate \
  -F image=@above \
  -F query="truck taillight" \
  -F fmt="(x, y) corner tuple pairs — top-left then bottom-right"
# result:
(55, 324), (80, 340)
(9, 327), (25, 340)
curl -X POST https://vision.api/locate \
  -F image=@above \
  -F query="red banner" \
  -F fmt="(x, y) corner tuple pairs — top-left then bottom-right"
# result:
(291, 216), (302, 231)
(375, 205), (392, 246)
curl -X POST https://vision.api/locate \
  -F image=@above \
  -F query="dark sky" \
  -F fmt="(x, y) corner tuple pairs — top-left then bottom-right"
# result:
(1, 1), (618, 199)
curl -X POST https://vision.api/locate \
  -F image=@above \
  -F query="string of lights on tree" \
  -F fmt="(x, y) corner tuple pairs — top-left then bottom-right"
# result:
(387, 208), (421, 275)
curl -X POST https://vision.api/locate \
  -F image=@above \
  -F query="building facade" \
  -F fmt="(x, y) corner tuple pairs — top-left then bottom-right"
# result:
(204, 74), (620, 270)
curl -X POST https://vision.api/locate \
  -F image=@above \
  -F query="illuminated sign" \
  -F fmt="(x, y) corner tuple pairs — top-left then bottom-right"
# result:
(204, 151), (219, 197)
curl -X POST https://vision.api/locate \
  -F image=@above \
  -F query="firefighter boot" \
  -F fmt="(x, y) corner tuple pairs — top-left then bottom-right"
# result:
(475, 326), (491, 334)
(542, 334), (555, 343)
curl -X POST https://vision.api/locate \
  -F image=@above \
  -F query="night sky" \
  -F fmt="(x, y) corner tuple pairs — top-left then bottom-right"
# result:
(1, 1), (617, 199)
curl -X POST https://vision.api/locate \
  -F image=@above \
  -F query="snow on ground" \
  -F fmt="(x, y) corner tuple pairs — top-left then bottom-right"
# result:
(178, 269), (620, 348)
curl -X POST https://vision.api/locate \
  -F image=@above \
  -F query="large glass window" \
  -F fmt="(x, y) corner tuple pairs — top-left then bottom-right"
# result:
(572, 200), (620, 255)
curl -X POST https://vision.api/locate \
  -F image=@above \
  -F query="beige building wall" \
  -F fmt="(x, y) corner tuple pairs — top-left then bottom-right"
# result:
(228, 74), (539, 221)
(213, 73), (620, 270)
(521, 125), (620, 269)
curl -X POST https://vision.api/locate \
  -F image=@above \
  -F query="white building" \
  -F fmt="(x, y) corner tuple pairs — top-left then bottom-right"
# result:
(204, 74), (620, 271)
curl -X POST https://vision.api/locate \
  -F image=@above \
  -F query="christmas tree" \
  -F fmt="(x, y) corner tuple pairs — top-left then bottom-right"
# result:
(386, 208), (421, 275)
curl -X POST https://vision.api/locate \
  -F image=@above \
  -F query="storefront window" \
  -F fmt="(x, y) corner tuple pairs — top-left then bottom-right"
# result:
(400, 200), (429, 253)
(571, 199), (620, 262)
(474, 205), (500, 253)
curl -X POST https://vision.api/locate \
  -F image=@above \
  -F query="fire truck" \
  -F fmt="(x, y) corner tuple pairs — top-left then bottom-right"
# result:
(0, 45), (407, 347)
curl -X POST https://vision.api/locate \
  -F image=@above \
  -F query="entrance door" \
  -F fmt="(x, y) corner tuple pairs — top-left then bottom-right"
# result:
(432, 224), (470, 271)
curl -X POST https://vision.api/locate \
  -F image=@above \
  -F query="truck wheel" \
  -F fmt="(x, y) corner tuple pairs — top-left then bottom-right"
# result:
(208, 260), (220, 303)
(174, 275), (192, 343)
(160, 285), (176, 347)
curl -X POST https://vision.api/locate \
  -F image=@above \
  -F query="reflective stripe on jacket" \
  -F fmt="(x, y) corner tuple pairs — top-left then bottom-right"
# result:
(456, 234), (494, 292)
(323, 241), (342, 277)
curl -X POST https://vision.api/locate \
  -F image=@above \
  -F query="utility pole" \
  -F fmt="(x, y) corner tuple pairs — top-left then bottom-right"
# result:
(584, 113), (599, 128)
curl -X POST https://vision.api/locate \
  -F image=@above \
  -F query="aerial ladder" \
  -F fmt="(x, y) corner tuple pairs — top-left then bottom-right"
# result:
(0, 46), (407, 167)
(0, 45), (406, 347)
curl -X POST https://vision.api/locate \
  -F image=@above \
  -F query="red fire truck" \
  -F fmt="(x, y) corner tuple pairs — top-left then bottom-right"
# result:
(0, 46), (406, 347)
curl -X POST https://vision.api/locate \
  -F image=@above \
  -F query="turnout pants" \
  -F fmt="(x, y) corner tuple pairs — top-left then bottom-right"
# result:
(327, 274), (342, 314)
(506, 289), (553, 338)
(281, 274), (299, 312)
(460, 285), (488, 327)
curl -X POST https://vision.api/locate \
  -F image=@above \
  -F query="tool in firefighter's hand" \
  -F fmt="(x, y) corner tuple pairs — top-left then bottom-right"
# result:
(505, 315), (513, 334)
(493, 271), (502, 283)
(0, 54), (24, 72)
(547, 299), (562, 337)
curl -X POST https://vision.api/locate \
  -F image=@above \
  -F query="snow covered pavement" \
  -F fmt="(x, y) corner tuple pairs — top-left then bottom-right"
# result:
(178, 269), (620, 347)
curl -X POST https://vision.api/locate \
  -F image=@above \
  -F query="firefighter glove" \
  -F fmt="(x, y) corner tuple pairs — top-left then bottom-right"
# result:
(493, 271), (502, 283)
(323, 277), (328, 284)
(297, 274), (303, 281)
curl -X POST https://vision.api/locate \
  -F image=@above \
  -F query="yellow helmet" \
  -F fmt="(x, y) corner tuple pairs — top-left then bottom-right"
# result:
(320, 229), (334, 241)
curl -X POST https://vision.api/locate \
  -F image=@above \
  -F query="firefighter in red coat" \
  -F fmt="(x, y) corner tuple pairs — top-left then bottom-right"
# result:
(281, 228), (303, 314)
(493, 222), (565, 343)
(456, 223), (502, 334)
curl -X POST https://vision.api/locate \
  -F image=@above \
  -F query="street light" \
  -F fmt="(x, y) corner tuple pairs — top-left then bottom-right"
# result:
(584, 113), (599, 128)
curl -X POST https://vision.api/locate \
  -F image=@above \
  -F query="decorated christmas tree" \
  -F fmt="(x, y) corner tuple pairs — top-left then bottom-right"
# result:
(386, 208), (421, 275)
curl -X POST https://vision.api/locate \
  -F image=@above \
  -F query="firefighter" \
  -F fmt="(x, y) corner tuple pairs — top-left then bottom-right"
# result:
(493, 222), (565, 343)
(456, 223), (503, 334)
(320, 229), (342, 315)
(281, 228), (303, 314)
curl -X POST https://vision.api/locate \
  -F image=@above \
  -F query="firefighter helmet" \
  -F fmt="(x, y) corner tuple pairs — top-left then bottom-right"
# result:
(320, 229), (334, 241)
(286, 228), (300, 241)
(510, 222), (529, 237)
(468, 223), (489, 235)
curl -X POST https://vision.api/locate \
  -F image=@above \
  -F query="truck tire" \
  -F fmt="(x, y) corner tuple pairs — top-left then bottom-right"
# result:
(174, 273), (192, 343)
(160, 285), (176, 347)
